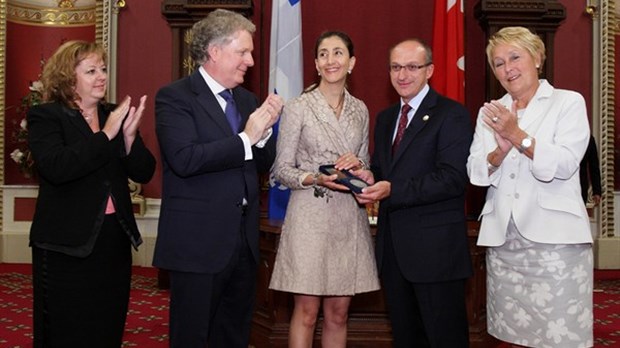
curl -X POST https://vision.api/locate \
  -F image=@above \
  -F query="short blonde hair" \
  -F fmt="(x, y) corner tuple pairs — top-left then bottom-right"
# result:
(486, 26), (546, 73)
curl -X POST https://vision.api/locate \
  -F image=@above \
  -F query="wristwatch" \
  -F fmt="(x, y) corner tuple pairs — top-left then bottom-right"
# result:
(518, 135), (533, 153)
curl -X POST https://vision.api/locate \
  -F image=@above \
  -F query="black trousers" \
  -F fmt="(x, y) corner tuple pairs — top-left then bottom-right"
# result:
(168, 224), (257, 348)
(381, 229), (470, 348)
(32, 215), (132, 348)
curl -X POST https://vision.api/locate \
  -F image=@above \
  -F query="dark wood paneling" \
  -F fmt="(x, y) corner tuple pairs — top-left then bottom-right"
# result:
(474, 0), (566, 101)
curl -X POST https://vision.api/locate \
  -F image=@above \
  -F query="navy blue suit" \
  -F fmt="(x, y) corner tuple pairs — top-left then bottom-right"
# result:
(154, 70), (275, 347)
(371, 88), (473, 347)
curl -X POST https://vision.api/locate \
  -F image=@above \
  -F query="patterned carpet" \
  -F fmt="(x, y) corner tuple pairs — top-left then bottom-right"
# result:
(0, 264), (169, 347)
(0, 263), (618, 347)
(592, 271), (620, 347)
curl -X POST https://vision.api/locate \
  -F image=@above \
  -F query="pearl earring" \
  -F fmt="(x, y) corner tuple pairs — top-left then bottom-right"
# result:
(348, 70), (352, 74)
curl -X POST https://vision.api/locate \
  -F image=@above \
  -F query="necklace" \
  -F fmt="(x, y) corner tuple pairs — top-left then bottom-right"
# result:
(80, 110), (96, 124)
(327, 93), (344, 112)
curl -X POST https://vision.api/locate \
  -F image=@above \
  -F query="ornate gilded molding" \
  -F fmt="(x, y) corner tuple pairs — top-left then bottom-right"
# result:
(114, 0), (125, 13)
(7, 0), (95, 27)
(129, 179), (146, 216)
(183, 29), (195, 76)
(598, 0), (616, 238)
(96, 0), (119, 101)
(95, 0), (106, 47)
(57, 0), (76, 8)
(0, 0), (7, 234)
(586, 0), (599, 20)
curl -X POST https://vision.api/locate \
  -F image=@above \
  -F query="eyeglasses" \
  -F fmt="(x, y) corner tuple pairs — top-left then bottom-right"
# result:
(389, 62), (432, 73)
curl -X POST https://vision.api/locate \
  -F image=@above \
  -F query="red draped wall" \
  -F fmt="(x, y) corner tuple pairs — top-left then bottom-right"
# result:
(9, 0), (595, 209)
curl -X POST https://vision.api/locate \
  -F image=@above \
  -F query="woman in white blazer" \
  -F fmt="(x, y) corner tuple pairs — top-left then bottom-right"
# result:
(467, 27), (593, 348)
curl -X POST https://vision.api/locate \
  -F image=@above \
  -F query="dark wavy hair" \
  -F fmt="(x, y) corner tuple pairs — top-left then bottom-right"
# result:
(41, 40), (107, 109)
(305, 30), (355, 93)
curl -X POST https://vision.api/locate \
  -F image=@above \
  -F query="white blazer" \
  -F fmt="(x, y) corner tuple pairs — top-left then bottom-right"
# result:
(467, 80), (592, 246)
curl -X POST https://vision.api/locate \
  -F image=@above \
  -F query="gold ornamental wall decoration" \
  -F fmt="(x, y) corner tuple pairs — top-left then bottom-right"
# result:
(8, 0), (95, 27)
(57, 0), (76, 8)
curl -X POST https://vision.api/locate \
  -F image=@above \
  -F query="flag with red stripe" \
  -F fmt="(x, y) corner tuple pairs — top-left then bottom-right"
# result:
(431, 0), (465, 103)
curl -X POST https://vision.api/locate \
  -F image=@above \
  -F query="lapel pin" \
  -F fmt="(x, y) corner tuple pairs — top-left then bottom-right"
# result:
(422, 115), (429, 121)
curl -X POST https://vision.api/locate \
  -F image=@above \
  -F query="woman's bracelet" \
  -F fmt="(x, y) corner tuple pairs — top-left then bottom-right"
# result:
(312, 172), (331, 201)
(312, 172), (320, 187)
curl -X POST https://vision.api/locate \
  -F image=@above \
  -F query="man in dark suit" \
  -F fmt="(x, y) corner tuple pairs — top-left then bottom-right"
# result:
(153, 9), (283, 348)
(355, 39), (473, 347)
(580, 135), (602, 205)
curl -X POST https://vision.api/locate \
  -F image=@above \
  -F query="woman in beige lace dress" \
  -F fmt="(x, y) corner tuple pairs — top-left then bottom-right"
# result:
(269, 31), (380, 347)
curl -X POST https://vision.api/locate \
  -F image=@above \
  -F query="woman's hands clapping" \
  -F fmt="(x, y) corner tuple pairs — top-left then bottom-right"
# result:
(482, 100), (520, 152)
(102, 95), (131, 141)
(101, 95), (148, 154)
(123, 95), (147, 154)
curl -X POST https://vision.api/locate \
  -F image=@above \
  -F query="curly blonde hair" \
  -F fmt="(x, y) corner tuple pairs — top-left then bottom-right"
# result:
(41, 40), (107, 108)
(486, 26), (546, 74)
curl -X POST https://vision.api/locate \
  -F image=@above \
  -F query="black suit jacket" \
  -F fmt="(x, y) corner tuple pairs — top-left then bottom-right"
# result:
(27, 102), (156, 251)
(153, 71), (275, 274)
(371, 88), (473, 283)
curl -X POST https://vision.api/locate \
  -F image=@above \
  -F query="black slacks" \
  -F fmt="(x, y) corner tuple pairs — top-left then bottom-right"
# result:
(381, 229), (470, 348)
(168, 224), (257, 348)
(32, 214), (132, 348)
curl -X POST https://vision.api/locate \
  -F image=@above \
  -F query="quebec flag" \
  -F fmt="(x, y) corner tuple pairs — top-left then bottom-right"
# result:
(267, 0), (303, 219)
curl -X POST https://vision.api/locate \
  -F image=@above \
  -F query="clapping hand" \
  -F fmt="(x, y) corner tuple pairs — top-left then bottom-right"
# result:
(482, 100), (519, 153)
(244, 93), (284, 144)
(122, 95), (147, 154)
(102, 95), (131, 141)
(101, 95), (148, 154)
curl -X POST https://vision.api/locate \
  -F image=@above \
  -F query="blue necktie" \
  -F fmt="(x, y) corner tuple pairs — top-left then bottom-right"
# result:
(219, 89), (241, 133)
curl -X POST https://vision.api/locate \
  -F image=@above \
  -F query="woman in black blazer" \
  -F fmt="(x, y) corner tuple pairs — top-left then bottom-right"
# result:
(27, 40), (156, 347)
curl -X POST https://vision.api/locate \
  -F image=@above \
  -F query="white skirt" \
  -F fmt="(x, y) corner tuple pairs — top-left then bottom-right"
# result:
(486, 219), (593, 348)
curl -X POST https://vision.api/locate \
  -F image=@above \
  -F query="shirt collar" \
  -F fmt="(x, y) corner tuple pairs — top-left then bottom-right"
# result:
(401, 83), (430, 111)
(199, 66), (228, 96)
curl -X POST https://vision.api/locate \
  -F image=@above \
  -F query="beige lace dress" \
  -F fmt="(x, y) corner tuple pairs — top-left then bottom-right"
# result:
(268, 88), (380, 296)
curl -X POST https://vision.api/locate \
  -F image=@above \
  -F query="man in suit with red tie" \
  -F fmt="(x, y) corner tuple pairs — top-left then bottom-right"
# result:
(153, 9), (283, 348)
(355, 39), (473, 347)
